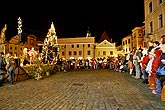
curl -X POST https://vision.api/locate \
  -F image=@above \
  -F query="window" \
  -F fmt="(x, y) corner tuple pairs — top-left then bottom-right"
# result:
(77, 44), (79, 48)
(79, 51), (82, 55)
(62, 51), (64, 56)
(30, 39), (34, 45)
(159, 0), (162, 4)
(15, 47), (17, 50)
(88, 44), (90, 48)
(103, 51), (106, 55)
(10, 47), (12, 50)
(74, 51), (77, 55)
(123, 41), (124, 45)
(125, 40), (127, 44)
(128, 39), (130, 44)
(110, 51), (113, 55)
(150, 21), (153, 33)
(87, 51), (90, 55)
(69, 51), (72, 55)
(71, 45), (74, 48)
(149, 2), (152, 13)
(159, 14), (163, 28)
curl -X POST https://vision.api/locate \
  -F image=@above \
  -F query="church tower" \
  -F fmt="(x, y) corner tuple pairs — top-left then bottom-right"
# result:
(86, 27), (91, 37)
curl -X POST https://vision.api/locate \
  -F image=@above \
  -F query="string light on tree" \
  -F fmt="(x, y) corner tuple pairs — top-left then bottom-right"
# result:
(41, 22), (59, 64)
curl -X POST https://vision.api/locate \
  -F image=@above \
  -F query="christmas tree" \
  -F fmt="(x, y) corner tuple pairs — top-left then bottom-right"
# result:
(41, 22), (59, 64)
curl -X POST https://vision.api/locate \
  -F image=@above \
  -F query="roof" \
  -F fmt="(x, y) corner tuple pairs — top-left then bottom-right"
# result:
(98, 31), (112, 43)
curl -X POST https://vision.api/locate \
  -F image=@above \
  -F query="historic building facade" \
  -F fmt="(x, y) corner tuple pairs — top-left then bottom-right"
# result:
(95, 40), (123, 58)
(5, 34), (39, 59)
(122, 35), (132, 54)
(144, 0), (165, 42)
(132, 26), (145, 49)
(57, 37), (95, 60)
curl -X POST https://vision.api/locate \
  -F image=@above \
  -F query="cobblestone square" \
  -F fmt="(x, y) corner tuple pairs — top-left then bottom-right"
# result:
(0, 69), (165, 110)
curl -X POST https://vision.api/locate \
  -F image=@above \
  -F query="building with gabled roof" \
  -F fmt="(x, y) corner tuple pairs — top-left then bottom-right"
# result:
(95, 39), (123, 58)
(98, 31), (112, 43)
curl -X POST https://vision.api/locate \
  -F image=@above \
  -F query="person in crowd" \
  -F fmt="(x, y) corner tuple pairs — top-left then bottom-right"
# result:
(133, 49), (141, 79)
(114, 57), (119, 71)
(145, 50), (155, 89)
(148, 41), (154, 52)
(0, 52), (7, 85)
(140, 49), (149, 84)
(158, 35), (165, 101)
(6, 54), (16, 85)
(127, 56), (133, 75)
(150, 48), (162, 95)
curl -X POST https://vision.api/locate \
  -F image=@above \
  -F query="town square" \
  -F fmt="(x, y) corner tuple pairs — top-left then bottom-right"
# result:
(0, 0), (165, 109)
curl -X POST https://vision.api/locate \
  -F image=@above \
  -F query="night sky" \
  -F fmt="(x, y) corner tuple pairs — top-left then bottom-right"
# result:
(0, 1), (144, 46)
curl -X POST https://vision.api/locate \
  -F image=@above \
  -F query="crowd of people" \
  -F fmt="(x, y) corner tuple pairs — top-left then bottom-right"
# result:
(0, 52), (16, 85)
(123, 36), (165, 101)
(54, 36), (165, 101)
(1, 36), (165, 101)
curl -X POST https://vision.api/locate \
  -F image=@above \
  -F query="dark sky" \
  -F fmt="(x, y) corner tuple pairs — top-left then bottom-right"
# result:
(0, 1), (144, 46)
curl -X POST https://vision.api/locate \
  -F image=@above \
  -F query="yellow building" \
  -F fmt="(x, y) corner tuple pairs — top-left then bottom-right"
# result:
(5, 35), (24, 57)
(57, 37), (95, 60)
(122, 35), (133, 54)
(144, 0), (165, 42)
(5, 34), (39, 59)
(95, 31), (123, 58)
(95, 39), (123, 58)
(132, 26), (145, 49)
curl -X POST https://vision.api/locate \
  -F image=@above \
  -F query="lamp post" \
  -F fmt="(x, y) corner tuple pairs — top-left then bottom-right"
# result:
(18, 17), (22, 44)
(17, 17), (22, 77)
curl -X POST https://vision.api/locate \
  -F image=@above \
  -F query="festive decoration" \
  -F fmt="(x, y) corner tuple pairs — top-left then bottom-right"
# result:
(0, 24), (7, 44)
(17, 17), (22, 43)
(41, 22), (59, 64)
(0, 24), (7, 54)
(28, 47), (38, 65)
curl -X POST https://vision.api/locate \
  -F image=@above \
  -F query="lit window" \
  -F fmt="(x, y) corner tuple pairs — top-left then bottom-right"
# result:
(87, 51), (90, 55)
(69, 51), (72, 55)
(88, 44), (90, 48)
(159, 14), (163, 28)
(149, 2), (152, 13)
(103, 51), (106, 55)
(74, 51), (77, 55)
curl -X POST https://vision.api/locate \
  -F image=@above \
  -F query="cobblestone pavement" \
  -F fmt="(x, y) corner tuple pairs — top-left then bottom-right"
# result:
(0, 69), (165, 110)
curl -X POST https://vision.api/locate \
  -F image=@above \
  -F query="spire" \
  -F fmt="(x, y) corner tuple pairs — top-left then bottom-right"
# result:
(86, 27), (91, 37)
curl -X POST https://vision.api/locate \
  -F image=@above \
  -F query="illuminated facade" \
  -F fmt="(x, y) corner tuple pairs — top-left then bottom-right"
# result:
(132, 26), (145, 49)
(144, 0), (165, 42)
(57, 37), (95, 60)
(122, 35), (133, 54)
(5, 34), (38, 59)
(95, 40), (123, 58)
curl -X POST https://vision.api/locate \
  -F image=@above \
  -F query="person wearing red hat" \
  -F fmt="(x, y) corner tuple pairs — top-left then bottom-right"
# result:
(140, 50), (149, 84)
(151, 45), (163, 95)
